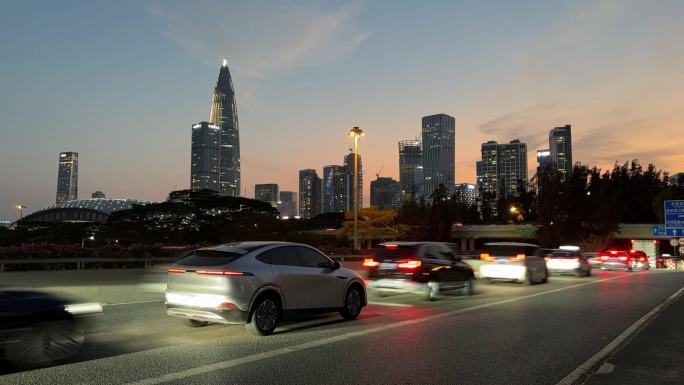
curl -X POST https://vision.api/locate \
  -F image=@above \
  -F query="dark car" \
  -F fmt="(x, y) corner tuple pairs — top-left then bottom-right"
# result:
(362, 242), (476, 301)
(0, 288), (102, 368)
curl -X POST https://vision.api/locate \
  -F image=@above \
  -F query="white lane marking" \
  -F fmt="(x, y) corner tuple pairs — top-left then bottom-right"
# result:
(123, 274), (632, 385)
(104, 300), (164, 307)
(368, 301), (414, 307)
(555, 285), (684, 385)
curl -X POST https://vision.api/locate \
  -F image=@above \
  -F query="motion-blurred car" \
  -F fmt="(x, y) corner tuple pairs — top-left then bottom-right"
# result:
(628, 250), (650, 270)
(362, 242), (476, 301)
(479, 242), (548, 284)
(0, 288), (102, 368)
(544, 247), (591, 277)
(165, 242), (366, 336)
(596, 250), (633, 271)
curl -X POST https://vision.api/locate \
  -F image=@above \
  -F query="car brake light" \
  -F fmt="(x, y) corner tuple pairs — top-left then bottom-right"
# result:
(167, 268), (186, 273)
(362, 258), (380, 268)
(219, 302), (237, 309)
(397, 259), (421, 269)
(639, 257), (646, 262)
(618, 256), (628, 262)
(480, 253), (495, 261)
(509, 254), (525, 262)
(196, 270), (246, 276)
(384, 244), (398, 250)
(600, 255), (609, 261)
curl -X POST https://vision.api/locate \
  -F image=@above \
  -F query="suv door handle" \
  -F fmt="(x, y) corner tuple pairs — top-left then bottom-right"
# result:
(336, 276), (347, 279)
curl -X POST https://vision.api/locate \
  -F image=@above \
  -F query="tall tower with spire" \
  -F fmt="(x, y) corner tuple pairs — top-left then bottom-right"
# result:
(209, 59), (241, 196)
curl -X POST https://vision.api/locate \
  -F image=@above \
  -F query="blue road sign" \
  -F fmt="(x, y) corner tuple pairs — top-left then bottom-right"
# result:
(652, 225), (665, 236)
(664, 200), (684, 237)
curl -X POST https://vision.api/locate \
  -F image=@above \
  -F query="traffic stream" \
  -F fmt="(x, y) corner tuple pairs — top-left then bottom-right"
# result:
(1, 270), (682, 385)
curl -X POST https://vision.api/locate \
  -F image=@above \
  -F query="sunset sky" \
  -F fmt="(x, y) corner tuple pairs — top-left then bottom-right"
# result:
(1, 0), (683, 220)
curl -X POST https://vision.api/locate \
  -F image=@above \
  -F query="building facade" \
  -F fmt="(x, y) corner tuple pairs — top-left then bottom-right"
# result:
(255, 184), (279, 208)
(190, 121), (221, 192)
(398, 139), (424, 200)
(56, 152), (78, 204)
(454, 183), (479, 207)
(278, 191), (297, 218)
(536, 149), (552, 171)
(479, 140), (528, 199)
(299, 169), (321, 219)
(370, 177), (401, 210)
(208, 60), (241, 197)
(322, 165), (349, 213)
(422, 114), (455, 197)
(669, 173), (684, 188)
(549, 124), (572, 176)
(344, 151), (363, 210)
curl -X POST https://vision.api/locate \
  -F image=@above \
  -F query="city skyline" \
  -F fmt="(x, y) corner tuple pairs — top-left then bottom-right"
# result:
(2, 1), (684, 220)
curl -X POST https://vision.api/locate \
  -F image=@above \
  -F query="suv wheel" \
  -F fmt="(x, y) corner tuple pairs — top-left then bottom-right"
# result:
(246, 296), (279, 336)
(426, 281), (440, 301)
(339, 286), (363, 320)
(460, 278), (475, 296)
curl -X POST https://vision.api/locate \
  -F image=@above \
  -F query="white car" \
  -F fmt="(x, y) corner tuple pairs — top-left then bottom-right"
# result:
(479, 242), (548, 284)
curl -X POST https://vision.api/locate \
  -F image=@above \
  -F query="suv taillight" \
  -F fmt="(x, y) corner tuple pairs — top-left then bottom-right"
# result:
(397, 259), (421, 270)
(362, 258), (379, 268)
(196, 270), (247, 276)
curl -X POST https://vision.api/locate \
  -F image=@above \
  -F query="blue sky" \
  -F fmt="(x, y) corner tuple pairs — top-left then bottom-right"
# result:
(1, 0), (683, 220)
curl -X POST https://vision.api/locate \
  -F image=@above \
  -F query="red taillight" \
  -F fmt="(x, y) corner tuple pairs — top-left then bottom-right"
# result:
(196, 270), (245, 276)
(618, 256), (628, 262)
(384, 244), (398, 250)
(638, 257), (647, 262)
(362, 258), (380, 268)
(609, 250), (618, 255)
(397, 259), (422, 270)
(219, 302), (237, 309)
(167, 268), (186, 273)
(600, 255), (609, 261)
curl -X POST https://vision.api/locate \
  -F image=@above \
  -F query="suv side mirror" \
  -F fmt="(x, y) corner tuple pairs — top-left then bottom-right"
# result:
(332, 260), (341, 270)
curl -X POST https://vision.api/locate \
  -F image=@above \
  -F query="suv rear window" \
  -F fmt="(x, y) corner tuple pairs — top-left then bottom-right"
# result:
(373, 245), (419, 260)
(176, 249), (243, 267)
(485, 245), (539, 257)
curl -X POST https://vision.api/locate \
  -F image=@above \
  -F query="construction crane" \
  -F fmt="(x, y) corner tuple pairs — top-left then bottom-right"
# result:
(376, 165), (384, 179)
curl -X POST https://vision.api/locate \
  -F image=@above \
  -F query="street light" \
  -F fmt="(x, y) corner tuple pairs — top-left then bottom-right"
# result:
(509, 206), (518, 214)
(16, 204), (26, 219)
(81, 235), (95, 249)
(348, 126), (364, 250)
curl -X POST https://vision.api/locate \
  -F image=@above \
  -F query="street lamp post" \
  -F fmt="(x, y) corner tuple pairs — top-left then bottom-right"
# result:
(16, 204), (26, 219)
(81, 235), (95, 249)
(348, 126), (364, 250)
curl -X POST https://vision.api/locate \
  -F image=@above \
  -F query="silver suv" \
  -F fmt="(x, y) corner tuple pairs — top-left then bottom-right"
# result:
(165, 242), (366, 335)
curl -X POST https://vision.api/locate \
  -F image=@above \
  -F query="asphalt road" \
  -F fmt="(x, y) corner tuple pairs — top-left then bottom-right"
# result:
(1, 270), (683, 385)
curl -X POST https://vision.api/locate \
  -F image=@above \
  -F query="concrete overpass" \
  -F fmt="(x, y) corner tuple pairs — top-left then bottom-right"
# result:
(451, 223), (668, 251)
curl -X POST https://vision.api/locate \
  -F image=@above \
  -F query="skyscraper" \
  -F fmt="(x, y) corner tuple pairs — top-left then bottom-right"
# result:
(370, 177), (401, 210)
(496, 140), (528, 197)
(398, 139), (424, 200)
(278, 191), (297, 217)
(56, 152), (78, 204)
(344, 150), (363, 210)
(549, 124), (572, 175)
(255, 184), (279, 208)
(190, 121), (221, 192)
(475, 161), (484, 188)
(536, 149), (552, 171)
(422, 114), (455, 197)
(322, 165), (348, 213)
(209, 59), (241, 197)
(299, 169), (321, 219)
(479, 141), (499, 197)
(479, 140), (528, 199)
